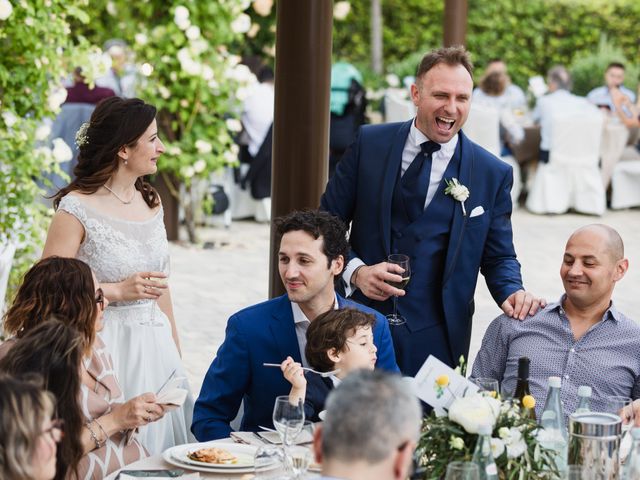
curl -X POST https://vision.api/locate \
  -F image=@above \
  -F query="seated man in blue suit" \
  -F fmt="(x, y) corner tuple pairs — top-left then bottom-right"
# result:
(321, 46), (544, 377)
(192, 210), (399, 440)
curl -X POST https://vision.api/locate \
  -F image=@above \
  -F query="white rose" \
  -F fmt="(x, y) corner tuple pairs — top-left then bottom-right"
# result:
(235, 86), (249, 101)
(175, 17), (190, 30)
(451, 183), (470, 201)
(181, 166), (195, 179)
(185, 25), (201, 40)
(201, 65), (214, 81)
(2, 111), (17, 128)
(167, 146), (182, 156)
(34, 146), (52, 160)
(252, 0), (273, 17)
(448, 394), (500, 434)
(193, 159), (206, 173)
(35, 124), (51, 141)
(225, 118), (242, 133)
(195, 140), (213, 154)
(0, 0), (13, 21)
(247, 23), (260, 38)
(140, 63), (153, 77)
(490, 438), (505, 458)
(51, 138), (72, 163)
(174, 5), (189, 22)
(223, 150), (237, 163)
(449, 436), (465, 450)
(506, 438), (526, 459)
(25, 16), (34, 26)
(105, 1), (117, 15)
(158, 85), (170, 99)
(208, 79), (220, 91)
(230, 144), (239, 155)
(190, 38), (208, 55)
(48, 87), (68, 112)
(333, 1), (351, 20)
(134, 33), (148, 45)
(231, 13), (251, 34)
(386, 73), (400, 88)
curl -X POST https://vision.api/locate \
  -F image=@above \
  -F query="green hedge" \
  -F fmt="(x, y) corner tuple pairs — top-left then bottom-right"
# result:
(331, 0), (640, 92)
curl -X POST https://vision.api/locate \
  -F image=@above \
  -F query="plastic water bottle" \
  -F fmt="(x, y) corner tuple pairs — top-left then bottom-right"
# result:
(575, 385), (592, 414)
(621, 428), (640, 479)
(539, 376), (568, 475)
(472, 423), (499, 480)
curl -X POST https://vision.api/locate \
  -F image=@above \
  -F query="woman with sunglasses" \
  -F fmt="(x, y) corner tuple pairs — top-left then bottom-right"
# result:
(0, 374), (60, 480)
(42, 97), (192, 453)
(0, 257), (165, 479)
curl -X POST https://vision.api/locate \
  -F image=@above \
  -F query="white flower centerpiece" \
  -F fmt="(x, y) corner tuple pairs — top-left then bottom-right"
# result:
(415, 362), (560, 479)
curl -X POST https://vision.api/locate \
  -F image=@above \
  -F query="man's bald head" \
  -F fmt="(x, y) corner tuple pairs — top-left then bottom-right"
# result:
(569, 224), (624, 262)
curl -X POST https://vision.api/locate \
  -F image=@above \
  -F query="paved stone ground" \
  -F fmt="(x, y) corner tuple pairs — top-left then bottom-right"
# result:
(171, 209), (640, 395)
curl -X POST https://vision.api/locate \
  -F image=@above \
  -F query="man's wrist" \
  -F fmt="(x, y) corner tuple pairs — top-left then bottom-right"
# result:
(351, 265), (364, 287)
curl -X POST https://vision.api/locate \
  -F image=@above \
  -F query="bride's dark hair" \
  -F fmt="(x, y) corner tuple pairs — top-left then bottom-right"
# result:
(52, 97), (160, 210)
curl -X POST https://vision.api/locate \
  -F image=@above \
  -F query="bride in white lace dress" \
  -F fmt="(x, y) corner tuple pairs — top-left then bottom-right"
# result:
(43, 97), (194, 454)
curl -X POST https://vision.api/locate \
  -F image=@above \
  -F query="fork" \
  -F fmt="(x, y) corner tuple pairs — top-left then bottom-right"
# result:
(262, 363), (340, 377)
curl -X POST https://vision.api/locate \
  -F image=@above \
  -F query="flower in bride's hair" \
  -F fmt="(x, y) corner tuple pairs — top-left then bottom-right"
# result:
(75, 122), (90, 147)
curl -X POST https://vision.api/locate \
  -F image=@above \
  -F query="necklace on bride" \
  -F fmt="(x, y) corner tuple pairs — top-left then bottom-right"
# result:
(103, 184), (135, 205)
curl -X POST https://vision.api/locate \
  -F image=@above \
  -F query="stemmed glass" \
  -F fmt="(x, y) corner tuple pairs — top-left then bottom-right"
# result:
(253, 445), (287, 479)
(474, 377), (500, 398)
(272, 396), (305, 471)
(139, 254), (169, 327)
(445, 461), (480, 480)
(385, 254), (411, 326)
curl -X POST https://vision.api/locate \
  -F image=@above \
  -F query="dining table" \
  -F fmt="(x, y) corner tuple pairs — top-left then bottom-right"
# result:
(105, 436), (320, 480)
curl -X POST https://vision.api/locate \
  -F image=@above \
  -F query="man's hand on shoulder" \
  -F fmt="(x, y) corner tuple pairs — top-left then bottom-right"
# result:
(354, 262), (406, 302)
(501, 290), (547, 321)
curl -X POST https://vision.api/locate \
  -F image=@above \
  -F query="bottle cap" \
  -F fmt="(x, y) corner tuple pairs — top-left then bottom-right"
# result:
(477, 423), (493, 435)
(517, 357), (530, 379)
(577, 385), (592, 397)
(632, 428), (640, 440)
(548, 376), (561, 388)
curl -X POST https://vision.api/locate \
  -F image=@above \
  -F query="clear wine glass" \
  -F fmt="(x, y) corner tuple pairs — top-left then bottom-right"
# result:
(385, 253), (411, 326)
(139, 254), (169, 327)
(474, 377), (500, 398)
(289, 445), (312, 479)
(272, 396), (305, 471)
(253, 444), (287, 479)
(445, 461), (480, 480)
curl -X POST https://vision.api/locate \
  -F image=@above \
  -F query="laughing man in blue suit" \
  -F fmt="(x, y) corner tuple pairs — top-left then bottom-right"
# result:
(321, 46), (544, 377)
(192, 210), (399, 441)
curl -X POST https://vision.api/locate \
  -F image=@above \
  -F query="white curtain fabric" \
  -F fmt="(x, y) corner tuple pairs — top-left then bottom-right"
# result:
(526, 112), (605, 215)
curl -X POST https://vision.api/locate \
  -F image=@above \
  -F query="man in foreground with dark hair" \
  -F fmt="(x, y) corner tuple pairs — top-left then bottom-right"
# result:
(192, 209), (398, 440)
(322, 46), (543, 377)
(314, 370), (421, 480)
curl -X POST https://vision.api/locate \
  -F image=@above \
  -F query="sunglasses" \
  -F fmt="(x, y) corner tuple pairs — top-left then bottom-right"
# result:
(42, 418), (64, 443)
(95, 288), (104, 310)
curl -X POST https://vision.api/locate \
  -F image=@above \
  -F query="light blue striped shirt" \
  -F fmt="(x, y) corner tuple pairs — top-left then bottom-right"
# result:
(472, 296), (640, 418)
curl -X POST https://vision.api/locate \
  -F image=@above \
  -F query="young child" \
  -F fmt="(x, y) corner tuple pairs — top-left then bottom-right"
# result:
(280, 308), (378, 421)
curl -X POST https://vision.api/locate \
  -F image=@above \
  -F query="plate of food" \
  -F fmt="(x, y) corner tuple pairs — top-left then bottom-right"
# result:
(162, 442), (258, 473)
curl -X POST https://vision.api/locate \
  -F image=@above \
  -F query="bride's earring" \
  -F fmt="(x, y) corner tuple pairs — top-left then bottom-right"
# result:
(124, 160), (128, 166)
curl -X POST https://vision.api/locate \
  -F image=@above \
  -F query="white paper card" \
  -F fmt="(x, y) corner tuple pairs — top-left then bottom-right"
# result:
(156, 377), (188, 406)
(413, 355), (479, 415)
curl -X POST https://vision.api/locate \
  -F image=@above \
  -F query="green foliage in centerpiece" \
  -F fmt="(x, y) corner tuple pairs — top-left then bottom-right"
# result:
(416, 394), (560, 479)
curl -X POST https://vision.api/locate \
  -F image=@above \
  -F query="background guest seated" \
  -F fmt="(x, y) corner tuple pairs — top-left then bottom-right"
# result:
(312, 370), (421, 480)
(280, 308), (378, 422)
(0, 257), (166, 479)
(532, 65), (598, 163)
(0, 374), (60, 480)
(472, 224), (640, 420)
(192, 210), (398, 441)
(586, 62), (636, 114)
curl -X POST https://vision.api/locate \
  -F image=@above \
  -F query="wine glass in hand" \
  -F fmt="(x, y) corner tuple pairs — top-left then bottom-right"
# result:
(385, 254), (411, 326)
(139, 254), (169, 327)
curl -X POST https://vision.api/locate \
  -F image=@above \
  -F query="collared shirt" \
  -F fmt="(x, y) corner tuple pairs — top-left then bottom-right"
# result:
(343, 120), (458, 294)
(471, 296), (640, 419)
(532, 89), (599, 150)
(472, 83), (527, 111)
(587, 85), (636, 113)
(242, 82), (275, 156)
(292, 295), (339, 367)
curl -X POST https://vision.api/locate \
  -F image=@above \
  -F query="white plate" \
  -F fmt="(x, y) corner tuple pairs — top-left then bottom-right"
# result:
(162, 442), (258, 474)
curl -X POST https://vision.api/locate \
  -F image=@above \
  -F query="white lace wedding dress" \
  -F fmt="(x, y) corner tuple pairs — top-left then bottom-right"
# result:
(58, 194), (195, 454)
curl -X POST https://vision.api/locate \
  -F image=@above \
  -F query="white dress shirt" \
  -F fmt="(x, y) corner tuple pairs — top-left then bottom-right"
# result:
(241, 82), (275, 156)
(343, 119), (458, 295)
(292, 295), (339, 367)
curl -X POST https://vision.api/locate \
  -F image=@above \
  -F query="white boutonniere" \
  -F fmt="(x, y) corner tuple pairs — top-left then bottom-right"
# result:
(444, 178), (470, 216)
